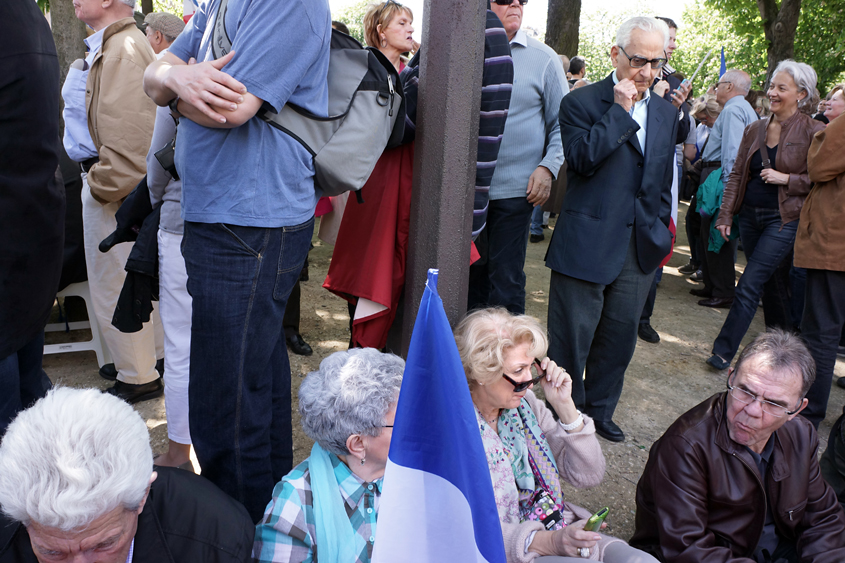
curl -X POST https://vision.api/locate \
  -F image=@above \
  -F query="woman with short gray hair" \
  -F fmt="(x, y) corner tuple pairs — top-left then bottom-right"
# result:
(707, 60), (825, 371)
(254, 348), (404, 563)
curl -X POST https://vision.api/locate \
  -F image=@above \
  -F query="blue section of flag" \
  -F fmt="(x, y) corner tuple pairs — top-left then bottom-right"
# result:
(388, 269), (506, 563)
(719, 47), (726, 78)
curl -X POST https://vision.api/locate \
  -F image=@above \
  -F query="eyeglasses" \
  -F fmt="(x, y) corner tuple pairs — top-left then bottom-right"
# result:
(502, 359), (544, 392)
(495, 0), (528, 5)
(715, 81), (732, 90)
(617, 46), (666, 69)
(726, 375), (801, 418)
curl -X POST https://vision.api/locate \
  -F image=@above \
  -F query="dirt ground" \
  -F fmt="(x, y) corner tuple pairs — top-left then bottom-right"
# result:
(42, 200), (845, 542)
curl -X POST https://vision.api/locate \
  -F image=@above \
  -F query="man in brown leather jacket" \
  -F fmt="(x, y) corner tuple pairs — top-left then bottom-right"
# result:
(631, 330), (845, 563)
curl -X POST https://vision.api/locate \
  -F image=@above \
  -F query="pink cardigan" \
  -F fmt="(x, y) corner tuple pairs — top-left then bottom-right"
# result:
(490, 391), (624, 562)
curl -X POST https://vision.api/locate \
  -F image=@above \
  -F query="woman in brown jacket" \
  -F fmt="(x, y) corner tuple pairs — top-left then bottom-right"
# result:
(706, 60), (825, 371)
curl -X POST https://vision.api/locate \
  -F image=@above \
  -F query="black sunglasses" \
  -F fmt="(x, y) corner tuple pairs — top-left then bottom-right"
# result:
(502, 358), (545, 392)
(378, 0), (403, 19)
(495, 0), (528, 5)
(617, 46), (667, 69)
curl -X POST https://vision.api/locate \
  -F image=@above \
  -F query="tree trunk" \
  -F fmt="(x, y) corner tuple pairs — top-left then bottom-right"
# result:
(50, 0), (87, 121)
(141, 0), (154, 14)
(545, 0), (582, 57)
(756, 0), (802, 85)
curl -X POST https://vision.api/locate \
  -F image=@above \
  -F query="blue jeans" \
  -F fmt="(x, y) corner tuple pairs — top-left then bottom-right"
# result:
(712, 206), (797, 362)
(468, 196), (535, 314)
(0, 332), (51, 437)
(529, 205), (545, 236)
(183, 218), (313, 522)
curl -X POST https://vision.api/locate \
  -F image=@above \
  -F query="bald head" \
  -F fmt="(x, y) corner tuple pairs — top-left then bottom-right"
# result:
(722, 70), (751, 95)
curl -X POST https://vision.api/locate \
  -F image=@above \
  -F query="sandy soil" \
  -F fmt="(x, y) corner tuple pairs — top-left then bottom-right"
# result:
(42, 200), (845, 542)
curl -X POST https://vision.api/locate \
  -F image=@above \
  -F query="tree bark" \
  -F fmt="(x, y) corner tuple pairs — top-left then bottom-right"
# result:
(50, 0), (87, 119)
(545, 0), (582, 58)
(756, 0), (802, 85)
(141, 0), (154, 14)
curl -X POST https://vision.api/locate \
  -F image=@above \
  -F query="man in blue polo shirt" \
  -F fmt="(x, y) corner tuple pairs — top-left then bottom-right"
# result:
(144, 0), (331, 521)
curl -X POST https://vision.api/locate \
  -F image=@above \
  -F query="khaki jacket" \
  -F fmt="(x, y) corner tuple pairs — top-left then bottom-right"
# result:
(795, 114), (845, 271)
(86, 17), (156, 204)
(717, 111), (825, 228)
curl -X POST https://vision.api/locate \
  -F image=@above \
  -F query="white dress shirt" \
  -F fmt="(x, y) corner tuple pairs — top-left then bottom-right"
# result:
(612, 69), (650, 153)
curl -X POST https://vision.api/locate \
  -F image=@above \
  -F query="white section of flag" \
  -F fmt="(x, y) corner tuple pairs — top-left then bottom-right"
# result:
(372, 460), (493, 563)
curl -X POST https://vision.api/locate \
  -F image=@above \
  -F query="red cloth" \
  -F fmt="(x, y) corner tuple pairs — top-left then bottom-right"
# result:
(323, 143), (414, 349)
(658, 217), (677, 268)
(314, 196), (333, 217)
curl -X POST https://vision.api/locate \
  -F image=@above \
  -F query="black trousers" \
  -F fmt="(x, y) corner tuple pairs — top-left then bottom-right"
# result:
(547, 235), (652, 422)
(700, 214), (738, 298)
(801, 269), (845, 428)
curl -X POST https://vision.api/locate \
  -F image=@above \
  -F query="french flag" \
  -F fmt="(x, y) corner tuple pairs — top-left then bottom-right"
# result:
(372, 270), (506, 563)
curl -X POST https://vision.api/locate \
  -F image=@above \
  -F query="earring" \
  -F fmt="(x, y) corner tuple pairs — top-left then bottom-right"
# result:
(360, 457), (366, 465)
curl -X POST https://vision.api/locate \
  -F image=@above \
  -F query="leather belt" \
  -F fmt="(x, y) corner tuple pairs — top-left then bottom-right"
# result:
(701, 159), (721, 168)
(80, 157), (99, 173)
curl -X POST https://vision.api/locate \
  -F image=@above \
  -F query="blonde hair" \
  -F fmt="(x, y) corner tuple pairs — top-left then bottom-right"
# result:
(363, 1), (413, 50)
(454, 308), (549, 386)
(693, 96), (721, 120)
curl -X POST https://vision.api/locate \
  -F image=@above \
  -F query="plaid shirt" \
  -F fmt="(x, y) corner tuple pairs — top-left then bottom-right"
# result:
(253, 454), (382, 563)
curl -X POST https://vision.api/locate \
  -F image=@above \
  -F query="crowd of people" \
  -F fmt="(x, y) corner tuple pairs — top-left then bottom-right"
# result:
(2, 0), (845, 561)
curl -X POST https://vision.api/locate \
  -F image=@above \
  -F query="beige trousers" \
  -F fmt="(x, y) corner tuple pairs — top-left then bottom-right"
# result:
(81, 176), (162, 385)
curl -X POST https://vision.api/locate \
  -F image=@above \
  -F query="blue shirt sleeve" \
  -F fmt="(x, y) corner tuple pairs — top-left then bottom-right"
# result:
(719, 105), (748, 184)
(222, 0), (330, 113)
(168, 0), (210, 63)
(539, 54), (567, 179)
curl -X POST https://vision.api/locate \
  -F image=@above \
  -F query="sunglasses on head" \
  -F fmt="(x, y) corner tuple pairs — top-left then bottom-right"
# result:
(495, 0), (528, 5)
(502, 358), (545, 392)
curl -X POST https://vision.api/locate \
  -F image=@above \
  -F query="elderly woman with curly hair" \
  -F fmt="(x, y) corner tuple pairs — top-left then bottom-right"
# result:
(707, 60), (826, 372)
(455, 308), (657, 563)
(253, 348), (404, 563)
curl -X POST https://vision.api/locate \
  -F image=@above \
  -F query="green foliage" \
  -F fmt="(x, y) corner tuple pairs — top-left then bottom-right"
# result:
(36, 0), (49, 14)
(577, 0), (845, 95)
(675, 0), (845, 94)
(334, 0), (372, 46)
(153, 0), (183, 17)
(671, 2), (768, 98)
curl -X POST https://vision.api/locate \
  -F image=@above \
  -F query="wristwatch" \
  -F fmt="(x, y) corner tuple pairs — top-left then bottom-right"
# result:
(168, 96), (181, 116)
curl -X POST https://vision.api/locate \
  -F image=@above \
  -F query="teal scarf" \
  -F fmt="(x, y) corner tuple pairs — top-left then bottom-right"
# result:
(498, 399), (565, 517)
(309, 443), (361, 562)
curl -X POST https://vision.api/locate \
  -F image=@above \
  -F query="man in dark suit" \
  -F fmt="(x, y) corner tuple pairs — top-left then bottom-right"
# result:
(546, 16), (680, 442)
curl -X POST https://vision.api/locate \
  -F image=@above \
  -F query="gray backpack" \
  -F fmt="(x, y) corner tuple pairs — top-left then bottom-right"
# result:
(211, 0), (406, 197)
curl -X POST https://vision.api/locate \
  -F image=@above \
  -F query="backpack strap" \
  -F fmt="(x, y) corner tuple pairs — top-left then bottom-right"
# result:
(211, 0), (232, 60)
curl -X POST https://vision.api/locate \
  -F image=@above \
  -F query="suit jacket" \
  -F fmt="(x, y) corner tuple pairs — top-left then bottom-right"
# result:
(0, 467), (255, 563)
(546, 73), (679, 285)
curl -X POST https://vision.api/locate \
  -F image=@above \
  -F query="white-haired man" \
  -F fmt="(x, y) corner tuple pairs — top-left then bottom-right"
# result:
(631, 330), (845, 562)
(61, 0), (162, 403)
(693, 69), (759, 309)
(0, 387), (254, 563)
(546, 17), (680, 442)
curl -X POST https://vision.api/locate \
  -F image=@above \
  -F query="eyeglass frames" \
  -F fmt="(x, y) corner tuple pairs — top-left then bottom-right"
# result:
(715, 81), (733, 90)
(502, 358), (545, 393)
(617, 46), (667, 69)
(726, 373), (802, 418)
(495, 0), (528, 5)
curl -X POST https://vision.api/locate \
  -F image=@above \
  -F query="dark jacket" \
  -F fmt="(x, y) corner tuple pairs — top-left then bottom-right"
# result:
(0, 0), (64, 358)
(630, 393), (845, 562)
(717, 111), (825, 228)
(0, 467), (255, 563)
(546, 73), (679, 284)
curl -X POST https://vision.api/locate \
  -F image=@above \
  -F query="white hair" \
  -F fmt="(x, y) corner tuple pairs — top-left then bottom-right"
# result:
(615, 16), (670, 51)
(722, 69), (752, 95)
(299, 349), (404, 456)
(772, 59), (819, 113)
(0, 388), (153, 531)
(118, 0), (136, 8)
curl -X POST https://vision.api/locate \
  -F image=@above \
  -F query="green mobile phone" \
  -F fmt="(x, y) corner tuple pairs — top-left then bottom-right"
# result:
(584, 507), (609, 532)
